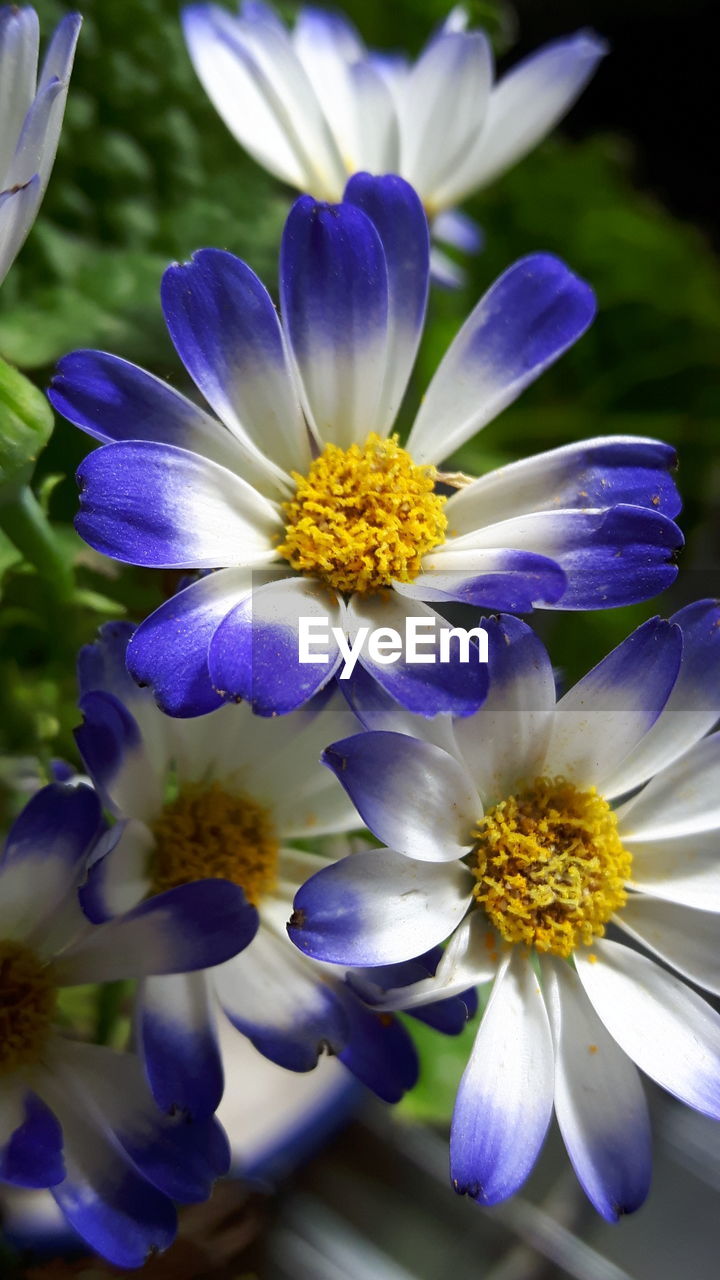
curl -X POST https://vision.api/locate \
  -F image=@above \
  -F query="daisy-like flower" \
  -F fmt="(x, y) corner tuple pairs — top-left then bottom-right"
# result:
(182, 2), (606, 284)
(74, 621), (476, 1121)
(290, 600), (720, 1220)
(0, 7), (81, 287)
(0, 780), (258, 1267)
(50, 176), (682, 720)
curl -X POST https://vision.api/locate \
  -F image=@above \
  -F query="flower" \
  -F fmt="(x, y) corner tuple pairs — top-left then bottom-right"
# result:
(181, 2), (606, 284)
(0, 7), (81, 287)
(289, 600), (720, 1220)
(50, 176), (682, 720)
(74, 621), (476, 1121)
(0, 780), (258, 1267)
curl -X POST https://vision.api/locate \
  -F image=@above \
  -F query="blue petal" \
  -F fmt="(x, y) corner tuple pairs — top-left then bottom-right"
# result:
(53, 1156), (177, 1268)
(401, 549), (567, 610)
(139, 972), (224, 1121)
(347, 594), (488, 718)
(53, 880), (260, 985)
(117, 1108), (230, 1205)
(407, 253), (597, 463)
(77, 620), (139, 703)
(49, 350), (243, 472)
(280, 194), (389, 445)
(126, 569), (248, 718)
(74, 690), (142, 808)
(337, 988), (419, 1103)
(2, 782), (101, 876)
(0, 1093), (64, 1189)
(290, 847), (472, 966)
(321, 731), (479, 860)
(433, 208), (484, 254)
(75, 439), (277, 569)
(539, 505), (682, 609)
(344, 172), (429, 428)
(207, 576), (343, 717)
(213, 932), (350, 1071)
(160, 249), (309, 474)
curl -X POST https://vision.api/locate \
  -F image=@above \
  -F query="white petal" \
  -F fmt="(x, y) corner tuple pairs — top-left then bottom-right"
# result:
(576, 938), (720, 1120)
(617, 731), (720, 840)
(617, 896), (720, 997)
(624, 830), (720, 912)
(450, 947), (554, 1204)
(543, 954), (651, 1221)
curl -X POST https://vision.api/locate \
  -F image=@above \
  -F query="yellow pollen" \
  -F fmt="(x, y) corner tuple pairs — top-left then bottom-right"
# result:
(277, 433), (447, 595)
(471, 777), (632, 959)
(149, 783), (278, 906)
(0, 940), (57, 1074)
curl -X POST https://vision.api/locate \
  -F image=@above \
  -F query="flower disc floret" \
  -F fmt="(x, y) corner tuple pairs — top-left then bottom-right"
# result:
(277, 433), (448, 595)
(150, 783), (278, 905)
(0, 940), (57, 1074)
(471, 777), (632, 958)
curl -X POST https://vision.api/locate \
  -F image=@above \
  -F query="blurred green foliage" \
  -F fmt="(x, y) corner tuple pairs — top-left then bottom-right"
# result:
(0, 0), (718, 1111)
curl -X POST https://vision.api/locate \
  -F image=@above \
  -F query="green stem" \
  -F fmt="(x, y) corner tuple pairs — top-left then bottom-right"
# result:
(94, 981), (129, 1046)
(0, 484), (74, 602)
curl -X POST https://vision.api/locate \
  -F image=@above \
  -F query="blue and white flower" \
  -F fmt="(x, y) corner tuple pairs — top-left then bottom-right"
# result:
(51, 176), (682, 720)
(0, 7), (80, 286)
(182, 2), (605, 284)
(290, 600), (720, 1220)
(0, 780), (257, 1268)
(74, 621), (475, 1122)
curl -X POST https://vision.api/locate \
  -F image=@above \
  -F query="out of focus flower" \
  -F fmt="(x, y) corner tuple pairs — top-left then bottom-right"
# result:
(51, 177), (681, 720)
(0, 7), (81, 286)
(0, 781), (256, 1267)
(74, 621), (475, 1121)
(182, 2), (605, 282)
(290, 601), (720, 1221)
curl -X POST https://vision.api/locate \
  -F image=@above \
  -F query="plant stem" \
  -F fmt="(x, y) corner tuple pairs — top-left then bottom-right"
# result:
(0, 484), (74, 602)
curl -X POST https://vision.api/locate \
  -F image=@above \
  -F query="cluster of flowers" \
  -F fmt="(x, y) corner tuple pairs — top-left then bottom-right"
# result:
(2, 0), (719, 1268)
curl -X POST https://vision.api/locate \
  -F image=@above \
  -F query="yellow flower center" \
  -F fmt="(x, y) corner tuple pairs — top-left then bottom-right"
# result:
(149, 783), (278, 906)
(277, 433), (448, 595)
(0, 940), (57, 1075)
(471, 777), (632, 958)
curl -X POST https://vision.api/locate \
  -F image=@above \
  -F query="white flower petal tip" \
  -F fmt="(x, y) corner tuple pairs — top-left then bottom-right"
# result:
(0, 7), (81, 285)
(180, 3), (604, 259)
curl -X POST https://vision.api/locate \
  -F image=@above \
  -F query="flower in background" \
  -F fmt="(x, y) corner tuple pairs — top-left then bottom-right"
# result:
(0, 781), (258, 1267)
(51, 176), (681, 720)
(0, 7), (81, 287)
(182, 2), (605, 284)
(290, 600), (720, 1221)
(74, 621), (476, 1120)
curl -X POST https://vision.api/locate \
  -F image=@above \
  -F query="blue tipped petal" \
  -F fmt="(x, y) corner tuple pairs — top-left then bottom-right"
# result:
(407, 253), (596, 464)
(139, 971), (223, 1121)
(52, 880), (259, 986)
(48, 350), (246, 473)
(212, 929), (350, 1071)
(290, 847), (472, 966)
(321, 730), (479, 861)
(344, 172), (429, 429)
(161, 249), (309, 476)
(126, 568), (253, 718)
(450, 949), (554, 1206)
(208, 575), (344, 716)
(280, 195), (389, 447)
(0, 1092), (64, 1189)
(75, 439), (279, 569)
(347, 594), (488, 719)
(337, 987), (419, 1103)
